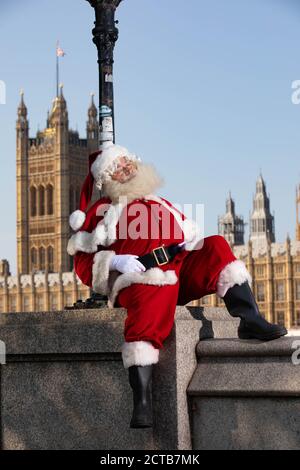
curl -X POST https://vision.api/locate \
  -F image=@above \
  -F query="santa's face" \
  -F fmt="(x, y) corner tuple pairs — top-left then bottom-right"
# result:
(111, 156), (138, 183)
(102, 158), (163, 204)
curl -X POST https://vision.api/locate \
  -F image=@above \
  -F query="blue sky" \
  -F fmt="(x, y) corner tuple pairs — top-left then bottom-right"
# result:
(0, 0), (300, 274)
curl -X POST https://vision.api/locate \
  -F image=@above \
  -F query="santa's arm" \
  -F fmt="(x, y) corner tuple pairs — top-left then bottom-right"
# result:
(74, 249), (116, 295)
(74, 249), (144, 294)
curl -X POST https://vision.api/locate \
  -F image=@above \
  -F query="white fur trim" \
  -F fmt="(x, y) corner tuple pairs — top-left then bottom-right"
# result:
(182, 218), (202, 250)
(217, 259), (252, 298)
(121, 341), (159, 368)
(146, 195), (202, 250)
(108, 268), (178, 308)
(92, 250), (115, 295)
(69, 210), (86, 231)
(67, 200), (127, 256)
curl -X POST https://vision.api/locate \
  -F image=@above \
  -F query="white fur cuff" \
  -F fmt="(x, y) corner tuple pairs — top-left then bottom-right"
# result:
(217, 259), (252, 298)
(108, 268), (178, 308)
(69, 210), (86, 231)
(121, 341), (159, 369)
(92, 250), (116, 295)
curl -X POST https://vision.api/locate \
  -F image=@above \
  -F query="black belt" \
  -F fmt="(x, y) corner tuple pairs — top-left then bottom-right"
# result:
(137, 243), (183, 270)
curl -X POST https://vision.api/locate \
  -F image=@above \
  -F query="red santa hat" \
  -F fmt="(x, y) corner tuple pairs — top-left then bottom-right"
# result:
(69, 142), (140, 231)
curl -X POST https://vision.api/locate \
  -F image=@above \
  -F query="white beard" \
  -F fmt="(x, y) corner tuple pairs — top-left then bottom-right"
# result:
(101, 162), (164, 204)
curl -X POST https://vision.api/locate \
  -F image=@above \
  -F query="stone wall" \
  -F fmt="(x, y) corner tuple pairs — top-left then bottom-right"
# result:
(0, 306), (235, 450)
(0, 307), (298, 450)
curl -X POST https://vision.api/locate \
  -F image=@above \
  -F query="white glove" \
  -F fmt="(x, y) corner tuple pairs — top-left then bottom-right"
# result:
(109, 254), (146, 274)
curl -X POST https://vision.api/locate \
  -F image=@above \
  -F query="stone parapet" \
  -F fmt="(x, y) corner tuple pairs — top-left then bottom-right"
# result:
(188, 337), (300, 450)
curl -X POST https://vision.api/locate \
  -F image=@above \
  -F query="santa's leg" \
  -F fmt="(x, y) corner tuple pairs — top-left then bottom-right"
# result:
(116, 282), (179, 428)
(178, 235), (287, 340)
(121, 342), (156, 429)
(217, 260), (287, 340)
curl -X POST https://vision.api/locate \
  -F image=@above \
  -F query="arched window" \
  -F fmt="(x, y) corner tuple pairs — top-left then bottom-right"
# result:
(69, 255), (73, 272)
(69, 186), (74, 214)
(31, 247), (37, 268)
(46, 184), (54, 215)
(39, 247), (46, 271)
(75, 188), (80, 209)
(47, 246), (54, 272)
(30, 186), (37, 217)
(38, 185), (45, 216)
(50, 294), (58, 311)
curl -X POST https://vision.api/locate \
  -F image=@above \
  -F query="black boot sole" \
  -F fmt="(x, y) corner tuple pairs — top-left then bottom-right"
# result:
(238, 327), (288, 341)
(130, 420), (153, 429)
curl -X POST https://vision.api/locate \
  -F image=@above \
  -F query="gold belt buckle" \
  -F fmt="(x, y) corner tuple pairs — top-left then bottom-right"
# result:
(152, 245), (169, 266)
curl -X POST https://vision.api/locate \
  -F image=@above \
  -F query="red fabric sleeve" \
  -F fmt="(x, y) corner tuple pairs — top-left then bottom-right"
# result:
(74, 251), (95, 288)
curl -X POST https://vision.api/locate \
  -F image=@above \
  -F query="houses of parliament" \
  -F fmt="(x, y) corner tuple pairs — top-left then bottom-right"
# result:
(0, 88), (300, 329)
(196, 177), (300, 329)
(0, 87), (98, 313)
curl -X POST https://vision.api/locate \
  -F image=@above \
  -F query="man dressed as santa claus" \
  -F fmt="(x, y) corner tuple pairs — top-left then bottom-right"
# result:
(67, 143), (287, 429)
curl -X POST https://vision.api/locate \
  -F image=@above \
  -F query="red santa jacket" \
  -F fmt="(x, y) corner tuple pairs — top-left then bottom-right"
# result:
(67, 194), (202, 307)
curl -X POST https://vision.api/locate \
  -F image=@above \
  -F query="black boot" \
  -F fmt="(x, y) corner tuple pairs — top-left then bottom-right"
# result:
(128, 365), (153, 428)
(223, 281), (287, 341)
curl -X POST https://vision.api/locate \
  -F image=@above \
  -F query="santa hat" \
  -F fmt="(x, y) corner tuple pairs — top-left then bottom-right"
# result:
(69, 142), (140, 231)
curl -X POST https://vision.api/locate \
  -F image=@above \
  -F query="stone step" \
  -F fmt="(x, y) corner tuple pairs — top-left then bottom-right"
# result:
(188, 336), (300, 450)
(188, 337), (300, 396)
(197, 336), (299, 357)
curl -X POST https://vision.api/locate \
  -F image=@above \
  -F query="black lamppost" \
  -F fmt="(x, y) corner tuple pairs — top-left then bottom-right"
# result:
(86, 0), (123, 146)
(69, 0), (123, 309)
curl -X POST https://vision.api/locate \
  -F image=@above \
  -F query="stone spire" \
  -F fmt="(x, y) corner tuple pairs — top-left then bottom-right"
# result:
(88, 92), (97, 119)
(218, 191), (245, 246)
(17, 90), (28, 125)
(250, 173), (275, 244)
(16, 89), (29, 142)
(87, 92), (99, 152)
(49, 84), (68, 127)
(16, 90), (30, 274)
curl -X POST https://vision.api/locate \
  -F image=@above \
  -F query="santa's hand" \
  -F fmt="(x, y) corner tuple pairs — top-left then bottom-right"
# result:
(109, 254), (146, 274)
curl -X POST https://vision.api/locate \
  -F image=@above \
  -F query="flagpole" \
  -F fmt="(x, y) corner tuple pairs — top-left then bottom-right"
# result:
(56, 41), (59, 97)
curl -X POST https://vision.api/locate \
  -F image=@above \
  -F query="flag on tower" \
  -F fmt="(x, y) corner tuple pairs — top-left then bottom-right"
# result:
(56, 42), (66, 57)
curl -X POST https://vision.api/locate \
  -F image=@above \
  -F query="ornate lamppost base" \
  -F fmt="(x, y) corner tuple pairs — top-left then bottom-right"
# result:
(66, 292), (108, 310)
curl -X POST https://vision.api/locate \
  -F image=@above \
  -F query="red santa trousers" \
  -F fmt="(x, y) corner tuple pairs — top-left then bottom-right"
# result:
(116, 235), (237, 353)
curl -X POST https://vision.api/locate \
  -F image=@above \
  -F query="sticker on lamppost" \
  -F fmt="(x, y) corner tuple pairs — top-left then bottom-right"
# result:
(105, 73), (113, 83)
(0, 340), (6, 364)
(100, 105), (114, 143)
(0, 80), (6, 104)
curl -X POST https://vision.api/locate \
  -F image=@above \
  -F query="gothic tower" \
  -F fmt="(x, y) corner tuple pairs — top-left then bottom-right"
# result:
(297, 183), (300, 241)
(50, 84), (70, 272)
(16, 91), (29, 274)
(218, 192), (245, 246)
(87, 93), (99, 153)
(16, 87), (99, 275)
(250, 174), (275, 244)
